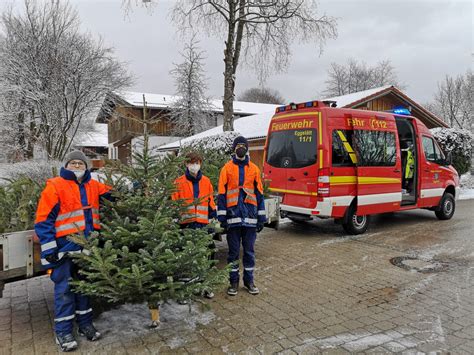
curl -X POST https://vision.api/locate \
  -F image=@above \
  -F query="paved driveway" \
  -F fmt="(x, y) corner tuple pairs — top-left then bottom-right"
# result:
(1, 200), (473, 354)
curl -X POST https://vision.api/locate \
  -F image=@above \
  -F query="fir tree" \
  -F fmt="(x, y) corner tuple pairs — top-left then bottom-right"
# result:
(69, 99), (227, 324)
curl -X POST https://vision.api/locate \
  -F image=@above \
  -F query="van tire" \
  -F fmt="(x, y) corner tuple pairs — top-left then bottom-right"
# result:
(435, 193), (455, 220)
(342, 205), (370, 235)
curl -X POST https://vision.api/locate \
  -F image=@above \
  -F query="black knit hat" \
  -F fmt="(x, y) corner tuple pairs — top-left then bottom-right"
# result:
(64, 150), (89, 169)
(232, 136), (248, 151)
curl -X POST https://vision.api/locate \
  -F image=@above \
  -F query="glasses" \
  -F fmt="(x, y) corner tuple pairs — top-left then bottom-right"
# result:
(68, 161), (86, 167)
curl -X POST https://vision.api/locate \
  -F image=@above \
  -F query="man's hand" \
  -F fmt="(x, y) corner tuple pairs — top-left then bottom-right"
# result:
(45, 252), (59, 264)
(256, 222), (264, 233)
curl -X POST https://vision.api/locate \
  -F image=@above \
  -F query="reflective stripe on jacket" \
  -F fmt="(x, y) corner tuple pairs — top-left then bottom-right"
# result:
(35, 168), (111, 268)
(217, 156), (266, 228)
(172, 172), (216, 225)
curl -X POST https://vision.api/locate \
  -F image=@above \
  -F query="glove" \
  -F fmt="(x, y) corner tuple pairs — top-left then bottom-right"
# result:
(45, 251), (59, 264)
(220, 221), (228, 233)
(256, 222), (264, 233)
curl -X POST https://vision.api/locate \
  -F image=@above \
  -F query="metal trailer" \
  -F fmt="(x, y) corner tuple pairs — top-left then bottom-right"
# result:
(0, 230), (43, 297)
(264, 196), (280, 230)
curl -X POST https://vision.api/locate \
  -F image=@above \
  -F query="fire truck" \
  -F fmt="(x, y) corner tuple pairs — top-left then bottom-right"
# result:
(263, 101), (459, 234)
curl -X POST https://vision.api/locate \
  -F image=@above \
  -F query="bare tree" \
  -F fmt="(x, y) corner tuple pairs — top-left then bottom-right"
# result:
(428, 71), (473, 130)
(0, 0), (132, 161)
(324, 58), (402, 97)
(169, 38), (212, 137)
(238, 87), (285, 104)
(170, 0), (337, 131)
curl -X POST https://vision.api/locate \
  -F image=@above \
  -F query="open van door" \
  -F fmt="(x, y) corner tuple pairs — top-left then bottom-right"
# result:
(351, 114), (402, 215)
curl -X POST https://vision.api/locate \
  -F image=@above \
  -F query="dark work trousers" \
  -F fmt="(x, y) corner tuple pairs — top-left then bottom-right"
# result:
(226, 226), (257, 285)
(51, 258), (93, 335)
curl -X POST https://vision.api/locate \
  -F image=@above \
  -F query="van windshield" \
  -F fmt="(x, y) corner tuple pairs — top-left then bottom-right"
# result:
(266, 129), (317, 168)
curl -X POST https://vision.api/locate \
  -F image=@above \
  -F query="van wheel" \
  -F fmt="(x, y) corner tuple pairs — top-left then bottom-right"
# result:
(435, 193), (455, 220)
(342, 206), (370, 235)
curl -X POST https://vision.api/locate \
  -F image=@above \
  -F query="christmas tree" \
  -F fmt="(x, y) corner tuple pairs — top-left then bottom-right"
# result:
(70, 99), (227, 325)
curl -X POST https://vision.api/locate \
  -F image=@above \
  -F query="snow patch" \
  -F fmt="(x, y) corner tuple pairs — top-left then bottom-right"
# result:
(93, 302), (215, 348)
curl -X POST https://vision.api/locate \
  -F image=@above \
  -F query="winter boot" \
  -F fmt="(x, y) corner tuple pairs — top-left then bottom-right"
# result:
(78, 324), (102, 341)
(227, 282), (238, 296)
(244, 282), (260, 295)
(55, 333), (78, 352)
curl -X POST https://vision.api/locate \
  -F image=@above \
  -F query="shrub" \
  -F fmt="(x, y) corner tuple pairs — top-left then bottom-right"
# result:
(431, 127), (473, 175)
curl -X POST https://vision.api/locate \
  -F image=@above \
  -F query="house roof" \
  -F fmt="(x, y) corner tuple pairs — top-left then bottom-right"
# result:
(159, 111), (275, 150)
(113, 90), (281, 116)
(160, 86), (448, 150)
(322, 85), (393, 107)
(323, 85), (447, 128)
(73, 124), (108, 148)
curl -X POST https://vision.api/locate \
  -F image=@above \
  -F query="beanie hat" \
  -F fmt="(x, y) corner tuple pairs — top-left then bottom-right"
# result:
(64, 150), (89, 169)
(232, 136), (248, 151)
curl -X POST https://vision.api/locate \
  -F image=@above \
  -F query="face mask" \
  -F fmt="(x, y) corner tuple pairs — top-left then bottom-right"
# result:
(187, 163), (201, 174)
(73, 170), (85, 179)
(235, 147), (247, 158)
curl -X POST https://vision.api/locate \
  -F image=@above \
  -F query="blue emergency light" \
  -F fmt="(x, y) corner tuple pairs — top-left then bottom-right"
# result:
(392, 106), (411, 115)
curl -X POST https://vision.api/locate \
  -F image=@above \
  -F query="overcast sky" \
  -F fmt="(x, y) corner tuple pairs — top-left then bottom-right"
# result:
(2, 0), (473, 105)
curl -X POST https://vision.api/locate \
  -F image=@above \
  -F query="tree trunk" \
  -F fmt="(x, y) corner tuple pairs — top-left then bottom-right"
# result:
(222, 2), (236, 132)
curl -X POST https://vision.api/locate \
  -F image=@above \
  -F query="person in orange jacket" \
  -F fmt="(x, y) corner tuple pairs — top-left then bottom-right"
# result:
(217, 136), (266, 296)
(35, 150), (112, 352)
(172, 152), (217, 298)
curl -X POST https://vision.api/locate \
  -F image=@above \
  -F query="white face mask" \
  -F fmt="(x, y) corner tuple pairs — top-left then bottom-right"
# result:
(187, 163), (201, 175)
(73, 170), (85, 179)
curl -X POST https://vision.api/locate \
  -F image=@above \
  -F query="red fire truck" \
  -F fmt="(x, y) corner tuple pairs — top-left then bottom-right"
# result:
(263, 101), (459, 234)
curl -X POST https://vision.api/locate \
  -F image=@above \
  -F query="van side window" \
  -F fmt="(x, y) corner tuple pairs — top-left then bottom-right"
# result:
(332, 130), (356, 166)
(422, 136), (445, 163)
(354, 130), (396, 166)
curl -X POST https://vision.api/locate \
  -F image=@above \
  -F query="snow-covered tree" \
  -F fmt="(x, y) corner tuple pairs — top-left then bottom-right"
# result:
(169, 38), (212, 137)
(324, 59), (403, 97)
(431, 127), (473, 175)
(428, 71), (473, 131)
(0, 0), (131, 161)
(238, 87), (285, 104)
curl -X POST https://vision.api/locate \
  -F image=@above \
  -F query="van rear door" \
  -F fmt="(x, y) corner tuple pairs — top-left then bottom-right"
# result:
(351, 114), (402, 215)
(265, 112), (319, 209)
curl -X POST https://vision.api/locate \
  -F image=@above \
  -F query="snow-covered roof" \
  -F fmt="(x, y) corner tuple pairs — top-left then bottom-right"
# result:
(115, 90), (281, 116)
(74, 124), (108, 147)
(322, 85), (392, 107)
(160, 111), (275, 150)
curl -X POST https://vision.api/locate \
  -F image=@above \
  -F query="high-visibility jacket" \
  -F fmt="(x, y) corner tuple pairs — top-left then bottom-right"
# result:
(405, 148), (415, 179)
(172, 170), (216, 225)
(35, 168), (111, 268)
(217, 156), (266, 228)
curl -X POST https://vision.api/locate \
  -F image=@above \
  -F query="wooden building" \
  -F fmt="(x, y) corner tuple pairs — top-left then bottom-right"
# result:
(159, 86), (448, 170)
(96, 91), (280, 164)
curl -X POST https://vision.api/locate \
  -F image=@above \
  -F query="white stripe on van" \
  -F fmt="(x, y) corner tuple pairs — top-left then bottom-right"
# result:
(420, 188), (445, 199)
(358, 192), (401, 206)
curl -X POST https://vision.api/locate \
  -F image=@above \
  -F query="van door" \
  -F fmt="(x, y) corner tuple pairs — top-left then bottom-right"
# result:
(419, 135), (447, 207)
(351, 114), (402, 215)
(265, 113), (319, 209)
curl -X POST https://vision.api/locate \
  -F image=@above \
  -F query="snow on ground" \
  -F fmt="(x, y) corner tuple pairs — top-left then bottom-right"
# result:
(93, 302), (215, 349)
(459, 173), (474, 200)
